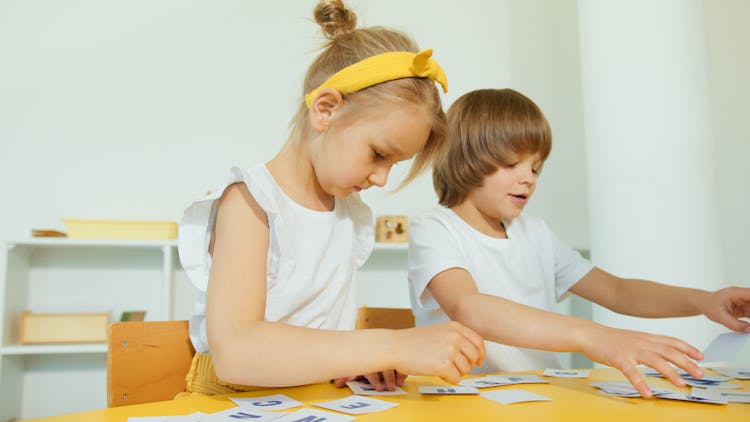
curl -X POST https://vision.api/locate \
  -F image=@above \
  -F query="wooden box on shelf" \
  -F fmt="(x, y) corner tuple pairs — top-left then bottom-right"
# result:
(375, 215), (409, 243)
(19, 311), (110, 344)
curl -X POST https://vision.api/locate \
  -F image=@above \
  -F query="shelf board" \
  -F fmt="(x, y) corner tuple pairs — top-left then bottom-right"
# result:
(9, 238), (177, 248)
(1, 343), (107, 355)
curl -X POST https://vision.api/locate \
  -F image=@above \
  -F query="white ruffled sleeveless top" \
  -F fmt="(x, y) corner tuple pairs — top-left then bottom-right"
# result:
(178, 164), (374, 353)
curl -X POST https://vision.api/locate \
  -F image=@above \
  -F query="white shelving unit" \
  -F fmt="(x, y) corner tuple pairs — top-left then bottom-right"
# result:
(0, 238), (410, 421)
(0, 238), (179, 422)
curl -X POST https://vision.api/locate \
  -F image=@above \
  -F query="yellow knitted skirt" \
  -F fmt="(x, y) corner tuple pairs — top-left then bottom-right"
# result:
(176, 352), (267, 398)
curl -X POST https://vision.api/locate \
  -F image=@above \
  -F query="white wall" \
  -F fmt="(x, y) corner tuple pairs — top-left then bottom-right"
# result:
(0, 0), (747, 365)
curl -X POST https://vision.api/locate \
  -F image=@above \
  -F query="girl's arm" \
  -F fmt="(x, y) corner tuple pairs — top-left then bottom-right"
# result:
(428, 267), (704, 398)
(206, 184), (485, 387)
(570, 267), (750, 332)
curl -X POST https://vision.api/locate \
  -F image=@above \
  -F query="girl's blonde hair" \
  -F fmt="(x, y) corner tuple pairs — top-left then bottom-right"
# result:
(289, 0), (446, 187)
(434, 89), (552, 207)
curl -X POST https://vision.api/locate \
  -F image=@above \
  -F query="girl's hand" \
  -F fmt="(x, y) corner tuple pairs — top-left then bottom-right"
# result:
(332, 370), (408, 391)
(580, 326), (703, 397)
(393, 321), (485, 384)
(700, 286), (750, 333)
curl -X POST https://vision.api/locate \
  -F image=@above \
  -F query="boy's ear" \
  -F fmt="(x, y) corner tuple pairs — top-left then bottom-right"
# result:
(308, 88), (343, 132)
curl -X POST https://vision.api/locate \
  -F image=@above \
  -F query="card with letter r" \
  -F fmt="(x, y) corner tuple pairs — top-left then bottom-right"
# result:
(313, 395), (398, 415)
(346, 380), (407, 395)
(230, 394), (303, 411)
(419, 385), (480, 395)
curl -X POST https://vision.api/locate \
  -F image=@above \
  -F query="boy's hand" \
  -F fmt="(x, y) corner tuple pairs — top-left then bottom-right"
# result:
(581, 326), (703, 398)
(393, 321), (485, 384)
(701, 286), (750, 333)
(332, 370), (408, 391)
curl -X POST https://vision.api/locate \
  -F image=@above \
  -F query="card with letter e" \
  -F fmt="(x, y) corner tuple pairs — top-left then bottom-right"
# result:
(230, 393), (303, 411)
(346, 380), (407, 395)
(313, 395), (398, 415)
(419, 385), (480, 395)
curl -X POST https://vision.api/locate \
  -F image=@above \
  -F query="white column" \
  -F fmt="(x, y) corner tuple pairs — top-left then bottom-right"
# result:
(577, 0), (725, 350)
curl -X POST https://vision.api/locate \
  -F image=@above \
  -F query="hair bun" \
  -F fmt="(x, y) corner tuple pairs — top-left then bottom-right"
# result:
(314, 0), (357, 39)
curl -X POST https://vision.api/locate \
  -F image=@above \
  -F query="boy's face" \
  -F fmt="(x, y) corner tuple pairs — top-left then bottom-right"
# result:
(465, 153), (543, 222)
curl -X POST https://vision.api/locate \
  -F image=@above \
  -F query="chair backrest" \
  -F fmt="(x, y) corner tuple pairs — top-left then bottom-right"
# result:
(107, 320), (195, 407)
(356, 306), (415, 330)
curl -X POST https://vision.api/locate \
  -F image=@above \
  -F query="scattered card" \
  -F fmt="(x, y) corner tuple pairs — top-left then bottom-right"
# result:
(481, 389), (552, 405)
(230, 394), (303, 411)
(689, 388), (750, 404)
(346, 380), (407, 396)
(460, 376), (513, 388)
(659, 392), (728, 405)
(712, 367), (750, 380)
(684, 379), (742, 389)
(313, 395), (398, 415)
(591, 381), (673, 398)
(419, 385), (479, 395)
(203, 407), (286, 421)
(543, 368), (590, 378)
(487, 374), (548, 385)
(272, 408), (354, 422)
(702, 332), (750, 363)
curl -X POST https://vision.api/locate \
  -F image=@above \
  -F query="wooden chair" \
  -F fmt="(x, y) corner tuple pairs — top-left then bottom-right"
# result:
(107, 320), (195, 407)
(356, 306), (415, 330)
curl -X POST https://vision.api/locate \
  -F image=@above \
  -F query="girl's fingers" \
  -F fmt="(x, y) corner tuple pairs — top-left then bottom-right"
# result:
(363, 372), (384, 391)
(382, 370), (397, 391)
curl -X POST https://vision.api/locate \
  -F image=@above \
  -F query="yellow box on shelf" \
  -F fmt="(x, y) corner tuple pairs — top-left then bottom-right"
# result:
(19, 311), (109, 344)
(64, 219), (178, 240)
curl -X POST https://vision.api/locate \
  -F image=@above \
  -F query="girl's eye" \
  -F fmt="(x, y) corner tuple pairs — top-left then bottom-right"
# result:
(532, 168), (540, 175)
(373, 150), (386, 161)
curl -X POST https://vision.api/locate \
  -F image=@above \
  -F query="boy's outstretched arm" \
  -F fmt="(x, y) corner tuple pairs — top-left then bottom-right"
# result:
(569, 267), (750, 333)
(428, 267), (704, 398)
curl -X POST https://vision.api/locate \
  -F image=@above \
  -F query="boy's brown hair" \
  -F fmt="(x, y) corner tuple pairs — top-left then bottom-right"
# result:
(433, 88), (552, 207)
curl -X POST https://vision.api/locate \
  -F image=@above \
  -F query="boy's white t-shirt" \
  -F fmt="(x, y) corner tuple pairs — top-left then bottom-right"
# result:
(408, 206), (593, 372)
(178, 164), (374, 353)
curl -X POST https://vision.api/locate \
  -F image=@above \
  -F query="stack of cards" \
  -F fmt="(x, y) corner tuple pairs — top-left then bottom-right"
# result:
(591, 381), (673, 398)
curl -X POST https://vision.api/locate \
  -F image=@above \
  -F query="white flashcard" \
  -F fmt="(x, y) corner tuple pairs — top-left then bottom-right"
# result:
(690, 389), (750, 404)
(542, 368), (591, 378)
(460, 376), (513, 388)
(230, 394), (303, 411)
(203, 407), (286, 421)
(684, 379), (743, 389)
(712, 367), (750, 380)
(272, 408), (355, 422)
(313, 395), (398, 415)
(418, 385), (479, 395)
(346, 380), (407, 395)
(701, 332), (750, 363)
(488, 374), (548, 385)
(659, 392), (727, 405)
(481, 389), (552, 405)
(591, 381), (673, 398)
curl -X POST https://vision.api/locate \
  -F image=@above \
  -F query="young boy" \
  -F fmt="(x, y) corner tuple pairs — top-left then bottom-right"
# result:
(408, 88), (750, 397)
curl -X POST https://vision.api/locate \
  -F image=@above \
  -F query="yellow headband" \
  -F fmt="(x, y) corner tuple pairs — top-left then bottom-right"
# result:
(304, 48), (448, 107)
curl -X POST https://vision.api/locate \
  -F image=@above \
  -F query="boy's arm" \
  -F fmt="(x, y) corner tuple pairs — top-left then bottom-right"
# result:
(570, 267), (750, 332)
(205, 184), (484, 387)
(428, 267), (704, 397)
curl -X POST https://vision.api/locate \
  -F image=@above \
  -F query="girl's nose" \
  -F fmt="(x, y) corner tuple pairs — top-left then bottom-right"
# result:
(369, 166), (389, 187)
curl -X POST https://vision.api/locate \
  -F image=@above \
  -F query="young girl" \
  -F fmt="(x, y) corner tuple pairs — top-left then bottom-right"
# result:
(408, 88), (750, 397)
(177, 0), (484, 395)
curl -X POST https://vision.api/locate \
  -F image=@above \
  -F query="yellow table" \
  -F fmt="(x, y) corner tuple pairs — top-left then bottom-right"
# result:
(24, 368), (750, 421)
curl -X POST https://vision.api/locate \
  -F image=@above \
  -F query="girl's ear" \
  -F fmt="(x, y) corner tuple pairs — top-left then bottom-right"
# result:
(308, 88), (343, 132)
